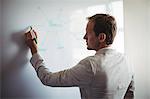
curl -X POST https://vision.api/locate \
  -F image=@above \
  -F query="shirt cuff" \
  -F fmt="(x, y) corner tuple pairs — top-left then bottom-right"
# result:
(30, 53), (43, 69)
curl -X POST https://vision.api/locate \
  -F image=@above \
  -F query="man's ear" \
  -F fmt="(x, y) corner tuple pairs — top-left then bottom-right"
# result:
(98, 33), (106, 43)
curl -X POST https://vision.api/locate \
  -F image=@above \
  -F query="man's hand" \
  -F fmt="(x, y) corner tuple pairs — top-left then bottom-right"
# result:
(25, 30), (38, 55)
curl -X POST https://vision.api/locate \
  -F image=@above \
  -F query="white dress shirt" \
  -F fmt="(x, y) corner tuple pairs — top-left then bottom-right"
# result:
(30, 47), (133, 99)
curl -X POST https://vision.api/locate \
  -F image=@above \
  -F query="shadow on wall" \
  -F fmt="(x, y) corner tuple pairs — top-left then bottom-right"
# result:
(2, 31), (28, 77)
(1, 31), (34, 98)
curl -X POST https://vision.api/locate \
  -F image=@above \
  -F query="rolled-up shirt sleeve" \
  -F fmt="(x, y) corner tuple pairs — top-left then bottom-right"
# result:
(30, 53), (94, 87)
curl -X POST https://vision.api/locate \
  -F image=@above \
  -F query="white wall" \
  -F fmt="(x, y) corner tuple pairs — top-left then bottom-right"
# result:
(148, 0), (150, 97)
(124, 0), (150, 98)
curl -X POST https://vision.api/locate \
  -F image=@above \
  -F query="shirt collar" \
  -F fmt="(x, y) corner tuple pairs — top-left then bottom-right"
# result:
(95, 46), (113, 55)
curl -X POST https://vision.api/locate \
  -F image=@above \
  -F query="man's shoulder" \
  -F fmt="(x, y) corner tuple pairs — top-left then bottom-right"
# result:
(79, 56), (95, 65)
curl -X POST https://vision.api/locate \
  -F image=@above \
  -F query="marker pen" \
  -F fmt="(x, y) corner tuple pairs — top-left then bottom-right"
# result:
(30, 26), (37, 44)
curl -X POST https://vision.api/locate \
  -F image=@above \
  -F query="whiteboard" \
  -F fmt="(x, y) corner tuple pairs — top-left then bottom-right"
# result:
(2, 0), (123, 99)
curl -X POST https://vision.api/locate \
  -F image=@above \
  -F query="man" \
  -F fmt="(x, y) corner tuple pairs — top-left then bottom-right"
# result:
(25, 13), (133, 99)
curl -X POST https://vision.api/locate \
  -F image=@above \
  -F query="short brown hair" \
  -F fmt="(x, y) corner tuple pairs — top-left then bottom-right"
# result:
(88, 14), (117, 45)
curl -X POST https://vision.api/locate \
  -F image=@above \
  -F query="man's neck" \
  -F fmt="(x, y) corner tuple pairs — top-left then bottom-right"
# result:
(96, 44), (111, 51)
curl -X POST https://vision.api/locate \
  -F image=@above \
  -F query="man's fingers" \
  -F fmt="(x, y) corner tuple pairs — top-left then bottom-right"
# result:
(33, 30), (38, 38)
(25, 32), (32, 40)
